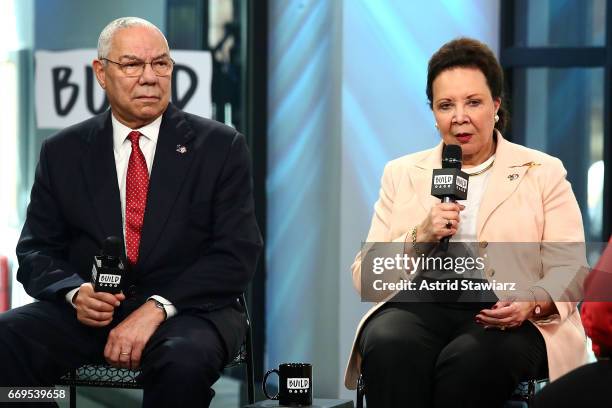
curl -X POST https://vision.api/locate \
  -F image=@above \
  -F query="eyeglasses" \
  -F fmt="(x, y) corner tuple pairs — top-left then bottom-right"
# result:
(101, 57), (175, 77)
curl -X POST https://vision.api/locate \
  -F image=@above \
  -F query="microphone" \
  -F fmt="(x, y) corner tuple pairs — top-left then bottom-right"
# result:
(91, 236), (125, 293)
(431, 145), (469, 251)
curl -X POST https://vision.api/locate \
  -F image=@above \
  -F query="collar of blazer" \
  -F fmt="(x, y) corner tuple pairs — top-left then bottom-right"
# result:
(82, 103), (197, 269)
(409, 131), (538, 238)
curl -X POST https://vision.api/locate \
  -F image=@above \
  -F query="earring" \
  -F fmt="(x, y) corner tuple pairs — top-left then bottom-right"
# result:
(435, 123), (439, 129)
(494, 114), (499, 123)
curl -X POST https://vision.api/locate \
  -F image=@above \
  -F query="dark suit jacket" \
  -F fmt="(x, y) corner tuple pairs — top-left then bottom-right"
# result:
(16, 103), (262, 355)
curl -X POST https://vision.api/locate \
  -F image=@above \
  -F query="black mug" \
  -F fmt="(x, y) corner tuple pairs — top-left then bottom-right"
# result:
(263, 363), (313, 406)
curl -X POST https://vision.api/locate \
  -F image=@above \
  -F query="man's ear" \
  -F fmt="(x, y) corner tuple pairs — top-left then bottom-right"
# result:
(92, 59), (106, 89)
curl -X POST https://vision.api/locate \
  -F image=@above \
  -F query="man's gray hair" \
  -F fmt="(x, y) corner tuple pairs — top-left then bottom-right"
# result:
(97, 17), (168, 60)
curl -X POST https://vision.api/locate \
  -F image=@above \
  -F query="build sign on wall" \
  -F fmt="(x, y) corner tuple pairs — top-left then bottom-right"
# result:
(35, 49), (212, 128)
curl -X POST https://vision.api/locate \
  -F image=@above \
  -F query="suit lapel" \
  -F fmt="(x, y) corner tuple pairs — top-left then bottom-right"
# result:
(82, 112), (124, 242)
(476, 134), (531, 237)
(137, 104), (197, 267)
(412, 142), (443, 212)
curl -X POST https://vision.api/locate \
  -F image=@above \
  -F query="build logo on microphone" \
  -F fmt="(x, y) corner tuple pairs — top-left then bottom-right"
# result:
(431, 168), (469, 200)
(98, 274), (121, 286)
(433, 175), (454, 187)
(456, 176), (468, 191)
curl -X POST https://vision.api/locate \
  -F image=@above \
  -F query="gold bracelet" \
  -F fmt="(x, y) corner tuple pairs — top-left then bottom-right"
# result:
(411, 226), (423, 256)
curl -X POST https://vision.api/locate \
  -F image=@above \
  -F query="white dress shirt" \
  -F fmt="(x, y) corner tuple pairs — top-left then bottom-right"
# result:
(454, 154), (496, 242)
(66, 113), (177, 319)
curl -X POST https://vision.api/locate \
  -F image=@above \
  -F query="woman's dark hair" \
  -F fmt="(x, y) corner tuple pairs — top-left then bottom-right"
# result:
(426, 37), (508, 133)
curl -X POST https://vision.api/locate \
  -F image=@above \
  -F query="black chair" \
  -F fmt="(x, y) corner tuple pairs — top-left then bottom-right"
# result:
(356, 374), (548, 408)
(504, 378), (549, 407)
(58, 294), (255, 408)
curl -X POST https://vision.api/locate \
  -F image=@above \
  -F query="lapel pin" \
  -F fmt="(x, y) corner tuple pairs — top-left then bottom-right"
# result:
(508, 173), (519, 181)
(510, 161), (541, 168)
(176, 145), (187, 154)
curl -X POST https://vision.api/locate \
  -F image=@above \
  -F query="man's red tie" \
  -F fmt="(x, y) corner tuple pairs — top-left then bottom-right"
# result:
(125, 131), (149, 265)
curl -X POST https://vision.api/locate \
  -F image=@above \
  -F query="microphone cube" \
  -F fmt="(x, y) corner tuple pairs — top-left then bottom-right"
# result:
(431, 168), (469, 200)
(91, 255), (124, 294)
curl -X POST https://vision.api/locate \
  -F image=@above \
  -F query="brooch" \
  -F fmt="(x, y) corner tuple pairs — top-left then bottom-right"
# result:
(507, 174), (519, 181)
(176, 145), (188, 154)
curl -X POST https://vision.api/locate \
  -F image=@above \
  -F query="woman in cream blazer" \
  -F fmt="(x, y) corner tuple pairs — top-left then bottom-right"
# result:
(346, 38), (588, 407)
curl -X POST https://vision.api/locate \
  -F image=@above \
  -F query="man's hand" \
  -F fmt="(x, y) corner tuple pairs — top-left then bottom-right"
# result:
(104, 300), (166, 370)
(74, 282), (125, 327)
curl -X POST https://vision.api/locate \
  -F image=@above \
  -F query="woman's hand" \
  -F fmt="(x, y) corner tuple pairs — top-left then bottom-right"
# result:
(417, 202), (465, 242)
(475, 297), (536, 330)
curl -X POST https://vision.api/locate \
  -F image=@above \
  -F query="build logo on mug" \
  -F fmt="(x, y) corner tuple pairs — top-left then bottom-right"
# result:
(263, 363), (313, 406)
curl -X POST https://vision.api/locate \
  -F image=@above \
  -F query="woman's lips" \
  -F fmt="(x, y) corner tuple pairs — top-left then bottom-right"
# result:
(455, 133), (472, 143)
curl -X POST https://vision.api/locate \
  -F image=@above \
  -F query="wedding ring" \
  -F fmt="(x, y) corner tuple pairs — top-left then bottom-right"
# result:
(120, 352), (131, 355)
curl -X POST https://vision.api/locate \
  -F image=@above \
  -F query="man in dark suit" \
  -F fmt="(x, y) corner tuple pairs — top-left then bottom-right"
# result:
(0, 17), (262, 407)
